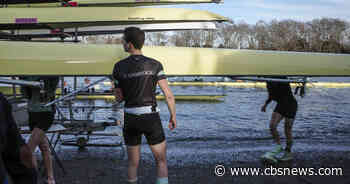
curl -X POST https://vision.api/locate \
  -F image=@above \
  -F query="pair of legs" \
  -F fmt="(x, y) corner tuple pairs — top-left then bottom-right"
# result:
(27, 127), (55, 184)
(124, 112), (168, 184)
(127, 141), (168, 182)
(269, 112), (294, 152)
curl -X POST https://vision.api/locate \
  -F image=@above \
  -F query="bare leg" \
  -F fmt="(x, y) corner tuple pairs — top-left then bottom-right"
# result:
(39, 136), (55, 184)
(284, 118), (295, 152)
(127, 145), (141, 182)
(27, 128), (45, 169)
(28, 128), (55, 184)
(269, 112), (284, 145)
(149, 141), (168, 178)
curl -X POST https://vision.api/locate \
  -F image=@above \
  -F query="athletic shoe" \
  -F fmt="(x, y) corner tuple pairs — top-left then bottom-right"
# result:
(261, 145), (283, 162)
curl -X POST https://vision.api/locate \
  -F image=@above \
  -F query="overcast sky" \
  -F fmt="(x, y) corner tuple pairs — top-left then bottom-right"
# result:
(168, 0), (350, 24)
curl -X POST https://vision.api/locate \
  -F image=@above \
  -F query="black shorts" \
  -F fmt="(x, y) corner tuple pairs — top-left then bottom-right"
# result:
(274, 99), (298, 119)
(28, 111), (55, 131)
(123, 112), (165, 146)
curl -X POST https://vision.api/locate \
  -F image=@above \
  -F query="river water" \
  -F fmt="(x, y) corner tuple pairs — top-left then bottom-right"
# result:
(57, 77), (350, 161)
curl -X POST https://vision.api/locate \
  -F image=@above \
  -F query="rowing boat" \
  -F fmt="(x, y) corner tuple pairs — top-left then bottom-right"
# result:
(1, 41), (350, 76)
(0, 7), (227, 30)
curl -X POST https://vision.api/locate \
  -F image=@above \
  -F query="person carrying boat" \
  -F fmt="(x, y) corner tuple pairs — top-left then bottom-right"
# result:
(112, 27), (177, 184)
(0, 92), (37, 184)
(20, 76), (59, 184)
(261, 77), (298, 162)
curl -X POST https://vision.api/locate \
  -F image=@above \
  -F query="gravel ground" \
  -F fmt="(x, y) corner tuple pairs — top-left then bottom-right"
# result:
(42, 138), (350, 184)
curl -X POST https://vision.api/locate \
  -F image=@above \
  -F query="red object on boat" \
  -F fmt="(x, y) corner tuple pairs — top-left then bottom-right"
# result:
(63, 1), (78, 7)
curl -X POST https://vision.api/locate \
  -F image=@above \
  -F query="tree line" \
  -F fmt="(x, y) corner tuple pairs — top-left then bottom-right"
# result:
(86, 18), (350, 53)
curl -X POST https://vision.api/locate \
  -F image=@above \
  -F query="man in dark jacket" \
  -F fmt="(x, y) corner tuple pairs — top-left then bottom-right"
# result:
(0, 92), (37, 184)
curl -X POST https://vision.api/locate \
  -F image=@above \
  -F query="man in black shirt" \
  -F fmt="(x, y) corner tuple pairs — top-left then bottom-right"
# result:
(112, 27), (176, 184)
(0, 92), (37, 184)
(261, 78), (298, 162)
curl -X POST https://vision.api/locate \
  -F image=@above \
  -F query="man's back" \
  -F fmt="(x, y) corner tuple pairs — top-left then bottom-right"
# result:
(266, 82), (294, 102)
(113, 55), (165, 108)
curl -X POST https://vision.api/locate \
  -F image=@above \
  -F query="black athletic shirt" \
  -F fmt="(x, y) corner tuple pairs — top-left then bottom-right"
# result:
(266, 82), (295, 103)
(0, 93), (25, 153)
(112, 55), (166, 108)
(0, 92), (26, 181)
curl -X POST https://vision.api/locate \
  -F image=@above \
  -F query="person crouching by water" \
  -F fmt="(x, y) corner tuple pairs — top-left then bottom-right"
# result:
(0, 92), (37, 184)
(112, 27), (177, 184)
(261, 77), (298, 162)
(21, 76), (59, 184)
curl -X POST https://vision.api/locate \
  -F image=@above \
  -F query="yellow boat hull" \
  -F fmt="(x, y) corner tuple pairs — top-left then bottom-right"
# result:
(0, 7), (227, 29)
(1, 41), (350, 76)
(8, 0), (220, 7)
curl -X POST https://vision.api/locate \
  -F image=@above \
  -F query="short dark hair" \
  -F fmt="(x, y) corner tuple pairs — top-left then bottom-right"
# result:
(123, 27), (145, 50)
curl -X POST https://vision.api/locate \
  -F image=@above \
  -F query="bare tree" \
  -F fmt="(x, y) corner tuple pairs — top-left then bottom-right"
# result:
(253, 20), (272, 50)
(202, 30), (216, 48)
(307, 18), (347, 52)
(146, 32), (169, 46)
(169, 30), (214, 47)
(83, 18), (350, 54)
(235, 21), (251, 49)
(216, 21), (237, 48)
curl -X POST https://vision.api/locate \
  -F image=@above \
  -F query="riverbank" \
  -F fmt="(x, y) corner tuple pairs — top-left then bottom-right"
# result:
(48, 138), (350, 184)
